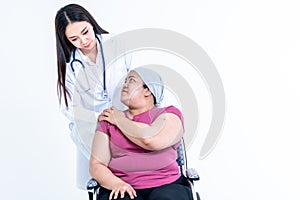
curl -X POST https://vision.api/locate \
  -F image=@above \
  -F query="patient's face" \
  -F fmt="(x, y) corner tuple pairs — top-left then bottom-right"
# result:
(121, 71), (146, 106)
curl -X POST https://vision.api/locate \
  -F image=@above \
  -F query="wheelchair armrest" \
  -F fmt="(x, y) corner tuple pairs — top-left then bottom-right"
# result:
(186, 168), (200, 181)
(86, 178), (100, 191)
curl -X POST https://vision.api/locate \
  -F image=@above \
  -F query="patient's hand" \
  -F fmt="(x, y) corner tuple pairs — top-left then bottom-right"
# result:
(109, 181), (137, 200)
(99, 106), (125, 125)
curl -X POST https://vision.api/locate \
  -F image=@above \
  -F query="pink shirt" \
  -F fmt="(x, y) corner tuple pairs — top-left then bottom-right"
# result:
(96, 106), (184, 189)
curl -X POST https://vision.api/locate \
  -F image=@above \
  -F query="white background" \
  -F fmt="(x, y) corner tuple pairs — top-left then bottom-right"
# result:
(1, 0), (299, 199)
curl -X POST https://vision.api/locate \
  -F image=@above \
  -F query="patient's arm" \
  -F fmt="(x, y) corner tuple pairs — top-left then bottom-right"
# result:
(119, 113), (183, 151)
(99, 108), (183, 151)
(89, 132), (136, 199)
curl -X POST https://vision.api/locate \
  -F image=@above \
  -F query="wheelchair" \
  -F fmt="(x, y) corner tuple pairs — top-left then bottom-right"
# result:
(86, 139), (201, 200)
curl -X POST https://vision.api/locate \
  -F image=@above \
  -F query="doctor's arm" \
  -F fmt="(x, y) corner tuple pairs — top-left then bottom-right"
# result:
(89, 131), (136, 199)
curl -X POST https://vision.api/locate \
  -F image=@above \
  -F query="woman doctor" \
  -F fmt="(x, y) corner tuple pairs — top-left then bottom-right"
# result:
(55, 3), (131, 190)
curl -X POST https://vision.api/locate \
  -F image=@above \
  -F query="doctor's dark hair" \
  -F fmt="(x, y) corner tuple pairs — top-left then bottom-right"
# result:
(55, 3), (108, 107)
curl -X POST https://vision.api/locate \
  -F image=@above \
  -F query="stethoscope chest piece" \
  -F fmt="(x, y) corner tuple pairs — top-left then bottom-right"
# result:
(94, 89), (109, 100)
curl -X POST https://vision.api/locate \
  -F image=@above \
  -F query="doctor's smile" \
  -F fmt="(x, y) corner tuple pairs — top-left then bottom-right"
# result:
(83, 42), (92, 49)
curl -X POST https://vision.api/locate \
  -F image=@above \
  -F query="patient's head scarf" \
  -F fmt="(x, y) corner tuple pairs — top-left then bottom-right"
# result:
(134, 67), (164, 106)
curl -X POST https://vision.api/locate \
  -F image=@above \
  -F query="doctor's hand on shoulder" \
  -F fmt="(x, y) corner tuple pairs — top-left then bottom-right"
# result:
(98, 106), (125, 125)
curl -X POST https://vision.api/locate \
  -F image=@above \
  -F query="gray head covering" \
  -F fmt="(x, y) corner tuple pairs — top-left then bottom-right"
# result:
(133, 67), (164, 106)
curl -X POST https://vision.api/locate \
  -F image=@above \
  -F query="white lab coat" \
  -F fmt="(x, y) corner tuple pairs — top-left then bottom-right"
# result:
(61, 33), (131, 189)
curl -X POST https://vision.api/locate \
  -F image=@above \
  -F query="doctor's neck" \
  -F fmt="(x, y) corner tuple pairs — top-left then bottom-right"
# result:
(80, 44), (98, 63)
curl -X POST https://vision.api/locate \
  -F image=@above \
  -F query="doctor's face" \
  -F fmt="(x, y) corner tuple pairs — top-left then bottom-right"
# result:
(65, 21), (97, 52)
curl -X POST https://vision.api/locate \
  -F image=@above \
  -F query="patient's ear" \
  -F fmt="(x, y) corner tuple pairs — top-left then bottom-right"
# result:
(144, 88), (152, 97)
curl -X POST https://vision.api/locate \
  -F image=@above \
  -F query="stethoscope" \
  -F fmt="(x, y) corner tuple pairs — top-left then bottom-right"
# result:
(70, 35), (108, 98)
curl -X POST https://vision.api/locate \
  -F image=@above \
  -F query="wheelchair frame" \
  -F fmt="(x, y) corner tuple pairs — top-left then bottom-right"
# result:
(86, 139), (200, 200)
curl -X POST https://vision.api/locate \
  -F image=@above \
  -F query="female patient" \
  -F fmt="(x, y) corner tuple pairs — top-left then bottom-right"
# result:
(90, 67), (192, 200)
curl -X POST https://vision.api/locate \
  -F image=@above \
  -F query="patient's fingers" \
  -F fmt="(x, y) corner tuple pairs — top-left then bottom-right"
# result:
(108, 183), (137, 200)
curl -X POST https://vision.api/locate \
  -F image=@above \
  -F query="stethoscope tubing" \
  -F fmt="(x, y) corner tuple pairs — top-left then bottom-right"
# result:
(70, 35), (107, 97)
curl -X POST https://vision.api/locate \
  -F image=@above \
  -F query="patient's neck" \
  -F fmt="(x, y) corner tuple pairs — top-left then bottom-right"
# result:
(127, 105), (154, 119)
